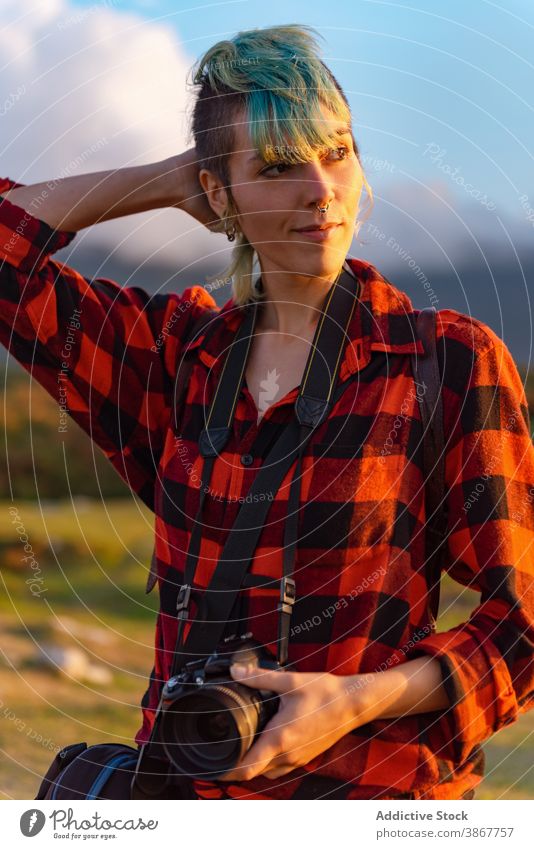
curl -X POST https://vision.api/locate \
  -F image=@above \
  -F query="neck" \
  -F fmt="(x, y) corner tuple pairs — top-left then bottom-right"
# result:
(255, 264), (345, 336)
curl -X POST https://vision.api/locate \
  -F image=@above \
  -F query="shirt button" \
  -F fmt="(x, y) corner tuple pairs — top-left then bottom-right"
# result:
(240, 453), (254, 466)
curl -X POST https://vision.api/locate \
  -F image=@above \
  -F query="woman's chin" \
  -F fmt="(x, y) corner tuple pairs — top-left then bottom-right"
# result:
(290, 245), (348, 277)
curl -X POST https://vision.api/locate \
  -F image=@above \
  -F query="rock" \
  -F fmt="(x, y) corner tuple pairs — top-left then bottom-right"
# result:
(37, 644), (112, 685)
(52, 616), (114, 645)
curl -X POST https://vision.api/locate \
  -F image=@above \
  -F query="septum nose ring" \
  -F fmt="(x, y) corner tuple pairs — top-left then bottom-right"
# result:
(316, 203), (330, 214)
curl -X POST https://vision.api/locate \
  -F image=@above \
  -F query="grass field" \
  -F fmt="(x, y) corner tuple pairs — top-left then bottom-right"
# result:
(0, 498), (532, 800)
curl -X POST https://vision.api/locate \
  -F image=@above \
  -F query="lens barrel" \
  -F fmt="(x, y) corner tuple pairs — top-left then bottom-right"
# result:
(160, 682), (268, 778)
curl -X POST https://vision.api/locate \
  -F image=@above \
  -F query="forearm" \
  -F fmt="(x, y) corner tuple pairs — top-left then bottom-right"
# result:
(346, 657), (449, 726)
(0, 157), (180, 232)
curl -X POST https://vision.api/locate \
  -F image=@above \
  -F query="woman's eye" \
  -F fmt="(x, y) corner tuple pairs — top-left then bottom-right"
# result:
(330, 145), (349, 160)
(260, 162), (292, 177)
(259, 146), (349, 177)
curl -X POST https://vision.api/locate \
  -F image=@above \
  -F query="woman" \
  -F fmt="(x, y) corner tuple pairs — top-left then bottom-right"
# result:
(1, 24), (533, 801)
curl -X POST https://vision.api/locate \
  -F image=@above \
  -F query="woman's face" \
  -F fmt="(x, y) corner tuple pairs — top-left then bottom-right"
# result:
(200, 103), (364, 284)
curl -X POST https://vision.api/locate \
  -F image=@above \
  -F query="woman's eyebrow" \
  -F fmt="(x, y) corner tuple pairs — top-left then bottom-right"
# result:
(247, 127), (353, 165)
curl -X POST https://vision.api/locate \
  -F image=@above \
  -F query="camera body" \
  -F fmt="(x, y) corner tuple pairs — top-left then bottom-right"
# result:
(133, 632), (282, 791)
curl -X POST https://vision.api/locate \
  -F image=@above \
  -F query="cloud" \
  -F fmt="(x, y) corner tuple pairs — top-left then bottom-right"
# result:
(357, 170), (534, 276)
(0, 0), (227, 270)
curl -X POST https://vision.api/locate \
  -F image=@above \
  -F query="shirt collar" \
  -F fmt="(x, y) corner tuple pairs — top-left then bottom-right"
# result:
(186, 257), (425, 381)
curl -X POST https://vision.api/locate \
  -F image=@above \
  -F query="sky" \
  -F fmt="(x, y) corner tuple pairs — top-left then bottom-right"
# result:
(1, 0), (533, 351)
(62, 0), (534, 217)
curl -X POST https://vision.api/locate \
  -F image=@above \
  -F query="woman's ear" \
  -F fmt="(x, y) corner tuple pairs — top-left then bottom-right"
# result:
(198, 168), (229, 219)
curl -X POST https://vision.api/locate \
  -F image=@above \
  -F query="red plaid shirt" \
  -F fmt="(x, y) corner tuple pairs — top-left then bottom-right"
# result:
(1, 176), (533, 800)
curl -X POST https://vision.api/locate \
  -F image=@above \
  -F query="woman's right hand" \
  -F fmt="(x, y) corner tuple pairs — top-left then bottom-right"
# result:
(167, 147), (226, 234)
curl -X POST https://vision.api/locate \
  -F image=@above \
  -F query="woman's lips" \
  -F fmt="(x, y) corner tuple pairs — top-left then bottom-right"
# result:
(292, 224), (342, 241)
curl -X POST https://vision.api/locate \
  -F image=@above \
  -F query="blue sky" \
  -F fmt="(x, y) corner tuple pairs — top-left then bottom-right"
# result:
(65, 0), (534, 220)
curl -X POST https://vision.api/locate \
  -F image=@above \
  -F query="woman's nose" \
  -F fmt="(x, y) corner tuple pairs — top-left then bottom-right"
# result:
(300, 160), (334, 206)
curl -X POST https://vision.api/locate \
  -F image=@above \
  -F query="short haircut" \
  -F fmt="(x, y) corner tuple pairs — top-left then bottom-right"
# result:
(188, 24), (372, 305)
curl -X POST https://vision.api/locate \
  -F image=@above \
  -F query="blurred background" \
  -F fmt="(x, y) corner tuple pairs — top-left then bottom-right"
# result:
(0, 0), (533, 799)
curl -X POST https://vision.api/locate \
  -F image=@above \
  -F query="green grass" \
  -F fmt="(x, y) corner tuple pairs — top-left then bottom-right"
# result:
(0, 498), (157, 799)
(0, 499), (532, 799)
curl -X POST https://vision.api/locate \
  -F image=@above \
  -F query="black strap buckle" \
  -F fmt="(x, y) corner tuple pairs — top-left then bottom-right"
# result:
(278, 576), (296, 614)
(176, 584), (192, 620)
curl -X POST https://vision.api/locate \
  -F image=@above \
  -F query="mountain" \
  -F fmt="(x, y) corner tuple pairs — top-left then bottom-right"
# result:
(1, 239), (531, 369)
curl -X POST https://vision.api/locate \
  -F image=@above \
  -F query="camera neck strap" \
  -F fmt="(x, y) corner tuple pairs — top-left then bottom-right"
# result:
(170, 266), (361, 675)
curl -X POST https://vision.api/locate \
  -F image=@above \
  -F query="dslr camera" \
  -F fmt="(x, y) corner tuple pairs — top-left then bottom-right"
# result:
(132, 632), (282, 792)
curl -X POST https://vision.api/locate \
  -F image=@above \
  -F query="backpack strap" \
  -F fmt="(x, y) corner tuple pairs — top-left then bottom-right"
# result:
(410, 307), (448, 626)
(145, 306), (219, 595)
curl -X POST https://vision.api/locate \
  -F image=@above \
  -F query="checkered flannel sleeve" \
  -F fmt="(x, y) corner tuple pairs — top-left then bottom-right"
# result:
(0, 176), (217, 510)
(406, 328), (534, 763)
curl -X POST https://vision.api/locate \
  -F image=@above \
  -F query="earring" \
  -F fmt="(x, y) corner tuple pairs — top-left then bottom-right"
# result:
(222, 207), (238, 242)
(225, 222), (237, 242)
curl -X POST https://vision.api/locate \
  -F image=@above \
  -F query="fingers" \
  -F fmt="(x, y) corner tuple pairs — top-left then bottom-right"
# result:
(215, 667), (286, 782)
(217, 748), (275, 782)
(216, 720), (286, 782)
(216, 666), (309, 782)
(218, 752), (298, 782)
(230, 663), (294, 694)
(262, 766), (295, 779)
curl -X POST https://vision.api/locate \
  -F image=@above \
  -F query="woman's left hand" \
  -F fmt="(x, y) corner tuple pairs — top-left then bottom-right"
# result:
(216, 663), (362, 782)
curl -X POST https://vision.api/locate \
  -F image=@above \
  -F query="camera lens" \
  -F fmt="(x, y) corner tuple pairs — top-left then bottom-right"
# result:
(160, 683), (261, 778)
(196, 711), (231, 742)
